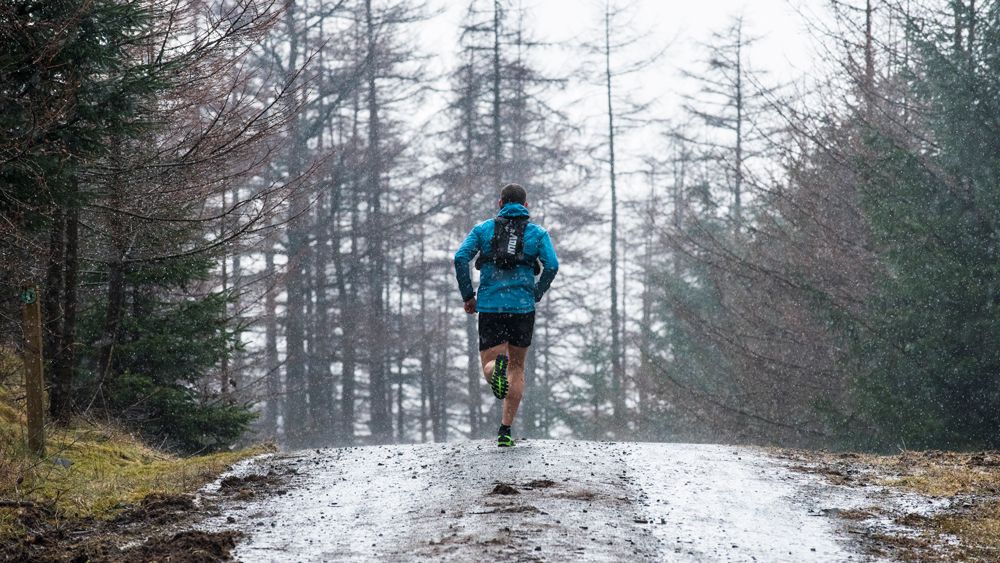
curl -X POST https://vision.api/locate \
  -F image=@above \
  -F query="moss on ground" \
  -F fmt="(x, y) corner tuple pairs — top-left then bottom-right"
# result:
(0, 349), (269, 542)
(16, 427), (269, 517)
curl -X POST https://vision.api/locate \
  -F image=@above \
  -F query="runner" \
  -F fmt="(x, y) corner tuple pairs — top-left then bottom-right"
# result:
(453, 184), (559, 447)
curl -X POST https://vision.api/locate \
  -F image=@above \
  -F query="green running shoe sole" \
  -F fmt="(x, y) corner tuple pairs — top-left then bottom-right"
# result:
(498, 435), (515, 447)
(490, 354), (509, 400)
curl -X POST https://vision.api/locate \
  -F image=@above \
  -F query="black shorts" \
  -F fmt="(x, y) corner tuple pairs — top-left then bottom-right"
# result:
(478, 312), (535, 351)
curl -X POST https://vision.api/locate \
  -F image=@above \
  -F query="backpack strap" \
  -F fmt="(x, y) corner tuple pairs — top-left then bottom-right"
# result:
(475, 217), (541, 273)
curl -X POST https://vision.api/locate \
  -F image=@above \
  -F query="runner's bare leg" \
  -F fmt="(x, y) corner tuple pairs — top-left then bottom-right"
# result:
(480, 344), (507, 384)
(501, 345), (527, 426)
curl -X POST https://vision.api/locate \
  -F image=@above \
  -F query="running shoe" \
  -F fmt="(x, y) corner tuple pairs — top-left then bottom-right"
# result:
(498, 425), (515, 447)
(490, 354), (509, 400)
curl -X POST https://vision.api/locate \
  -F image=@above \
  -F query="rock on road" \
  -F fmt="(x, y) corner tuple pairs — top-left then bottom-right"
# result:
(203, 440), (873, 562)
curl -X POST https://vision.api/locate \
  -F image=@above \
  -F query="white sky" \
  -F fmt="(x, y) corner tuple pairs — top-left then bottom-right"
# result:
(416, 0), (831, 196)
(421, 0), (827, 114)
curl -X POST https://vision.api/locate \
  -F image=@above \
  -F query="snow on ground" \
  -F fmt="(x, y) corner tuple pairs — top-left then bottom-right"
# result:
(201, 440), (881, 561)
(628, 443), (865, 561)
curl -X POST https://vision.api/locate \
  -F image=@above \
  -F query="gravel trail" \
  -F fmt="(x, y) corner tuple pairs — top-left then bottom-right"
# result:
(204, 440), (872, 562)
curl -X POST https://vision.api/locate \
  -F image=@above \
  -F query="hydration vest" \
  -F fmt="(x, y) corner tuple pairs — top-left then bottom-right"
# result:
(475, 216), (542, 275)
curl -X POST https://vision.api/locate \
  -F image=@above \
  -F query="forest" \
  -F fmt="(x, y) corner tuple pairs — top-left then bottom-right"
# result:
(2, 0), (998, 455)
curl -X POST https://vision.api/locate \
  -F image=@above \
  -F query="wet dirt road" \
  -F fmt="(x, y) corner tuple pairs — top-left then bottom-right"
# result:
(203, 440), (872, 562)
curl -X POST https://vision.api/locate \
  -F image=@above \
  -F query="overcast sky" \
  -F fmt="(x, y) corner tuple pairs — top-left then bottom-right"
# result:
(414, 0), (833, 208)
(422, 0), (827, 111)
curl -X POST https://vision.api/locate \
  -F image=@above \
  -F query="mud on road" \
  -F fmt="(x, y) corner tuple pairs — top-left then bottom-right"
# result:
(9, 440), (952, 561)
(201, 440), (886, 562)
(0, 464), (292, 562)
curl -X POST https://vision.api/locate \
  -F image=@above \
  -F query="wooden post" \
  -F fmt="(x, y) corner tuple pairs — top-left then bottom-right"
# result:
(20, 286), (45, 456)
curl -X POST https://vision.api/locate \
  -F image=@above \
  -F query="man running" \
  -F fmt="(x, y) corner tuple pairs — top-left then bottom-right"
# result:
(453, 183), (559, 447)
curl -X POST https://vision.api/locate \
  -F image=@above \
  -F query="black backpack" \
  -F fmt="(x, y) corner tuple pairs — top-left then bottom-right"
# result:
(475, 217), (541, 274)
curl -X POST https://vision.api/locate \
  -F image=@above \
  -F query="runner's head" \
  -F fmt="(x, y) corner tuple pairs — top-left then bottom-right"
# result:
(499, 183), (527, 208)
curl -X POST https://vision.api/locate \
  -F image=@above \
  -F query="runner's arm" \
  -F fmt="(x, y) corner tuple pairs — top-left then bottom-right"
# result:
(453, 226), (480, 302)
(534, 230), (559, 301)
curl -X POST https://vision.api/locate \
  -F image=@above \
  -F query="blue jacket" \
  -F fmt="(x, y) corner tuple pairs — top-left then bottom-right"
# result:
(454, 203), (559, 314)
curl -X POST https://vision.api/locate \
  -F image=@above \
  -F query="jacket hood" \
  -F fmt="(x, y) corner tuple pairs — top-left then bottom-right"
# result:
(498, 202), (530, 218)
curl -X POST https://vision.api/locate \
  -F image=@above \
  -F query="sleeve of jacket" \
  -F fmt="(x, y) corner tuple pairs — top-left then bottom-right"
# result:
(534, 229), (559, 302)
(453, 225), (481, 302)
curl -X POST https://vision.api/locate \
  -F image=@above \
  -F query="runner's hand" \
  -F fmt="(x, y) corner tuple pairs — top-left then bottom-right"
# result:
(463, 298), (477, 314)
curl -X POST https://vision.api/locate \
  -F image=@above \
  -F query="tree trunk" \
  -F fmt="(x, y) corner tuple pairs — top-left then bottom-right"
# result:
(457, 46), (485, 438)
(338, 49), (365, 446)
(953, 0), (963, 53)
(220, 187), (230, 397)
(418, 231), (431, 443)
(95, 259), (125, 388)
(734, 18), (744, 230)
(302, 222), (317, 436)
(865, 0), (875, 99)
(281, 0), (310, 448)
(309, 191), (335, 441)
(51, 205), (79, 424)
(229, 185), (244, 396)
(264, 240), (280, 439)
(433, 305), (449, 442)
(638, 168), (656, 437)
(968, 0), (975, 50)
(43, 209), (64, 368)
(284, 217), (309, 447)
(365, 0), (391, 443)
(604, 4), (626, 434)
(395, 252), (406, 442)
(491, 0), (503, 185)
(672, 142), (688, 278)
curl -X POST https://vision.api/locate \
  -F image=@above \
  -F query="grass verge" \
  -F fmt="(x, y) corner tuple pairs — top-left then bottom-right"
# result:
(0, 354), (269, 545)
(780, 449), (1000, 560)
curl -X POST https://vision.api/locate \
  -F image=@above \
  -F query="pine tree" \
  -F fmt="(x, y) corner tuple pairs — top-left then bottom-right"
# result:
(852, 1), (1000, 449)
(2, 0), (294, 449)
(1, 0), (164, 422)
